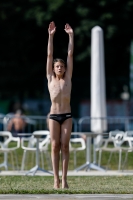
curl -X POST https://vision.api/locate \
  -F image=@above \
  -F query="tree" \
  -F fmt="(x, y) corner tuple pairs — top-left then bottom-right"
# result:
(0, 0), (133, 102)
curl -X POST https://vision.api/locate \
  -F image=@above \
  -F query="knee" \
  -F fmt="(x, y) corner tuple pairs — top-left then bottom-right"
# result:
(61, 143), (69, 153)
(52, 142), (60, 152)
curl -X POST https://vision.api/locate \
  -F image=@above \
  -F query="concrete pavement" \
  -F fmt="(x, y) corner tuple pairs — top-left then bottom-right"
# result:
(0, 194), (133, 200)
(0, 170), (133, 176)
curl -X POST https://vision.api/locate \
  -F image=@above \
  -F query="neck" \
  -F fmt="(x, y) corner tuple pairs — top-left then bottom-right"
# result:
(56, 74), (63, 80)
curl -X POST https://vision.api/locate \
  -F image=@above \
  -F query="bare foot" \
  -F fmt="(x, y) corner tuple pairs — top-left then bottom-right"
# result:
(53, 179), (60, 189)
(62, 180), (69, 189)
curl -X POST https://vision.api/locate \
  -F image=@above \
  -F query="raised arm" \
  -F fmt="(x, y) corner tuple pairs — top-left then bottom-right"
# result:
(64, 23), (74, 78)
(46, 21), (56, 79)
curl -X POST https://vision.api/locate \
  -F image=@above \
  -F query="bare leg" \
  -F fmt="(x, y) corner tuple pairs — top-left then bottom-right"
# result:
(61, 118), (72, 189)
(49, 119), (61, 189)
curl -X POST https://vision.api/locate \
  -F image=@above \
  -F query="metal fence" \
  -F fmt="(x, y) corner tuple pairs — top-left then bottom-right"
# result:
(0, 114), (133, 136)
(0, 114), (78, 135)
(78, 116), (133, 132)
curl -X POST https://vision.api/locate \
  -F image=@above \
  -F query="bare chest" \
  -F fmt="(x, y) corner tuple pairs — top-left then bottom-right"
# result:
(48, 79), (71, 97)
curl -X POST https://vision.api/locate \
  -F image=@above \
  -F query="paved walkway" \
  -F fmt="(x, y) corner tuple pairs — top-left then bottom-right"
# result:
(0, 170), (133, 176)
(0, 194), (133, 200)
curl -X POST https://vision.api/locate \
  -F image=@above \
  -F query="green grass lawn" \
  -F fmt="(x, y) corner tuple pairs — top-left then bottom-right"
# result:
(0, 176), (133, 194)
(0, 142), (133, 194)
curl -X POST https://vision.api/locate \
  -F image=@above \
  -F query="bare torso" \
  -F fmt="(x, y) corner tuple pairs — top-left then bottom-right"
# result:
(7, 115), (26, 132)
(48, 76), (71, 114)
(12, 118), (25, 131)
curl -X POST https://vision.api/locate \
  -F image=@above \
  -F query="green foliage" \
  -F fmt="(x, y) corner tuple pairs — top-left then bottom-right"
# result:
(24, 0), (64, 25)
(0, 0), (133, 99)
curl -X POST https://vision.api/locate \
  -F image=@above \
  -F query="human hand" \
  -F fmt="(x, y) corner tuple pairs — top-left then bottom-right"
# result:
(64, 23), (73, 35)
(48, 21), (56, 35)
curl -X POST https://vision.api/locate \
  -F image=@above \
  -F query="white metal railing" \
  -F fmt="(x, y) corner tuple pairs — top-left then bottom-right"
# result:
(1, 114), (133, 137)
(78, 116), (133, 132)
(1, 114), (78, 135)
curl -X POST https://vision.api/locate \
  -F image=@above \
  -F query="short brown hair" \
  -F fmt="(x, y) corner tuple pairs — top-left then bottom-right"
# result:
(53, 58), (66, 69)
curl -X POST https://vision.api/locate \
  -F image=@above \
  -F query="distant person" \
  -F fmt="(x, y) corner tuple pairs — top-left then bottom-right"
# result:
(46, 21), (74, 189)
(8, 100), (23, 114)
(7, 109), (26, 137)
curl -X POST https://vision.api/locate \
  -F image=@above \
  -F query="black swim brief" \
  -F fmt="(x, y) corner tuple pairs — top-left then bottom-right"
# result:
(49, 113), (72, 125)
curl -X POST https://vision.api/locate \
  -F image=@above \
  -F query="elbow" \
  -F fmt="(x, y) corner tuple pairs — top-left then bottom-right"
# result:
(47, 54), (53, 58)
(68, 50), (73, 57)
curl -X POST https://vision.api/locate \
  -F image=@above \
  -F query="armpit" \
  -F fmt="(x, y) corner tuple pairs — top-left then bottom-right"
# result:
(47, 74), (52, 81)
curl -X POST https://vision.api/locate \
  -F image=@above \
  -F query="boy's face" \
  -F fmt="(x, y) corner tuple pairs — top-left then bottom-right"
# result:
(53, 62), (66, 76)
